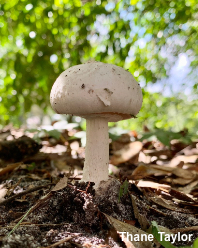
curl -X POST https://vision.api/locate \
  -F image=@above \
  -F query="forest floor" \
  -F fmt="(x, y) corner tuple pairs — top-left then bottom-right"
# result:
(0, 123), (198, 248)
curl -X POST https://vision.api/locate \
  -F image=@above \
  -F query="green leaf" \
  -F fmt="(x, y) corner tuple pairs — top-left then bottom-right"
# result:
(151, 221), (176, 248)
(47, 129), (61, 140)
(140, 129), (191, 147)
(118, 180), (129, 202)
(1, 0), (198, 134)
(27, 162), (36, 171)
(193, 238), (198, 248)
(130, 0), (139, 5)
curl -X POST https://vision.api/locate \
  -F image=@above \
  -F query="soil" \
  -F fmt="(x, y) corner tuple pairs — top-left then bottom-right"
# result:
(0, 179), (128, 248)
(0, 130), (198, 247)
(1, 176), (198, 248)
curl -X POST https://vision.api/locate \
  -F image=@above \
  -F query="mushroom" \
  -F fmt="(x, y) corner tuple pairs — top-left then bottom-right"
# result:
(50, 61), (142, 187)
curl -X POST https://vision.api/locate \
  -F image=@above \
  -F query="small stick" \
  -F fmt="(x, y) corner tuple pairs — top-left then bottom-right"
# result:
(7, 178), (22, 195)
(43, 236), (76, 248)
(0, 183), (53, 206)
(171, 226), (198, 233)
(0, 162), (22, 176)
(1, 222), (70, 229)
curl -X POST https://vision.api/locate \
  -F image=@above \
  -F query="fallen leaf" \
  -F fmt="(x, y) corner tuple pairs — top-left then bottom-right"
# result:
(179, 180), (198, 194)
(124, 219), (136, 226)
(176, 155), (198, 163)
(149, 196), (194, 213)
(111, 133), (131, 151)
(151, 164), (196, 179)
(164, 177), (195, 186)
(132, 164), (197, 183)
(52, 176), (68, 191)
(138, 151), (151, 164)
(110, 141), (143, 165)
(169, 157), (184, 168)
(149, 196), (179, 211)
(168, 188), (196, 203)
(130, 194), (150, 231)
(137, 181), (170, 191)
(131, 164), (164, 180)
(144, 149), (172, 157)
(27, 174), (43, 180)
(0, 162), (23, 176)
(103, 213), (154, 248)
(118, 234), (136, 248)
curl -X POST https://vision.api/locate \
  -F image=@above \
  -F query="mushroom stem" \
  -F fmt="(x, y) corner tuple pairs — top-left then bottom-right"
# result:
(82, 117), (109, 186)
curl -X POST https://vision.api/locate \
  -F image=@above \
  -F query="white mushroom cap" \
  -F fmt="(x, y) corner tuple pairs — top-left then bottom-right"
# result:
(50, 61), (142, 122)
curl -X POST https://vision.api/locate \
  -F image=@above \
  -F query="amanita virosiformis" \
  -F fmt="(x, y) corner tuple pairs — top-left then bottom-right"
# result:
(50, 61), (142, 187)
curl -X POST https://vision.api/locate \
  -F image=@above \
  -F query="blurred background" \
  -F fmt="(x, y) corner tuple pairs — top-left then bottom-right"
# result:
(0, 0), (198, 136)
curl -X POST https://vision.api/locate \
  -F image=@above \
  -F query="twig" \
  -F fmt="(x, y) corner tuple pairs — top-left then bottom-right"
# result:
(7, 178), (22, 195)
(13, 191), (53, 225)
(171, 226), (198, 233)
(1, 222), (70, 229)
(0, 183), (54, 206)
(43, 236), (75, 248)
(0, 162), (22, 176)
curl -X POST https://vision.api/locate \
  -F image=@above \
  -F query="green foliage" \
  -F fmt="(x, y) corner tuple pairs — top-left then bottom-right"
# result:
(140, 128), (192, 147)
(27, 128), (61, 142)
(151, 221), (193, 248)
(109, 127), (129, 141)
(0, 0), (198, 129)
(0, 0), (109, 124)
(47, 129), (61, 140)
(118, 179), (129, 202)
(151, 221), (176, 248)
(27, 162), (36, 171)
(193, 238), (198, 248)
(116, 90), (198, 134)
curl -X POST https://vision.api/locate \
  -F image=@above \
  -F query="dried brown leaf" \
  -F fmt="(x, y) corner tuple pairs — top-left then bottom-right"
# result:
(137, 181), (170, 191)
(132, 164), (197, 183)
(168, 188), (196, 203)
(52, 176), (68, 192)
(130, 195), (150, 231)
(110, 141), (142, 165)
(149, 196), (194, 213)
(179, 180), (198, 194)
(103, 213), (154, 248)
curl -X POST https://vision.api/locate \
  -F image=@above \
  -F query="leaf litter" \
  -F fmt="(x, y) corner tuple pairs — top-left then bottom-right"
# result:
(0, 125), (198, 247)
